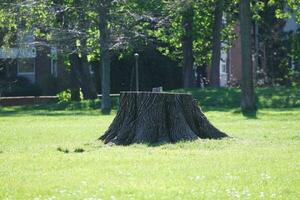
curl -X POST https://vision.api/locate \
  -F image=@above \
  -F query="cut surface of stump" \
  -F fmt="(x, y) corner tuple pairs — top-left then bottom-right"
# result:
(100, 92), (228, 145)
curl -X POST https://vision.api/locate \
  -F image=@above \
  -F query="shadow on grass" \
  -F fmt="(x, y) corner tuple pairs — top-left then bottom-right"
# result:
(242, 110), (258, 119)
(0, 99), (118, 117)
(145, 137), (235, 148)
(175, 86), (300, 109)
(1, 87), (299, 117)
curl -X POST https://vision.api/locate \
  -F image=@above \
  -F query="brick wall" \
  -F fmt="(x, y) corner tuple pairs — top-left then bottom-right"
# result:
(0, 96), (58, 106)
(228, 23), (242, 85)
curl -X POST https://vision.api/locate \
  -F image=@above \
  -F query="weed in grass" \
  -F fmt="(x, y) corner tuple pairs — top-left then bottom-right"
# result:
(74, 148), (85, 153)
(57, 147), (69, 153)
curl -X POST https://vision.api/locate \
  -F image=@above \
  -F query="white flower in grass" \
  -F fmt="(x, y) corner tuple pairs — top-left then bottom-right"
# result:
(226, 187), (240, 198)
(241, 189), (251, 198)
(270, 193), (277, 198)
(259, 192), (264, 198)
(59, 189), (66, 194)
(224, 173), (240, 180)
(33, 195), (42, 200)
(260, 173), (271, 181)
(111, 195), (116, 200)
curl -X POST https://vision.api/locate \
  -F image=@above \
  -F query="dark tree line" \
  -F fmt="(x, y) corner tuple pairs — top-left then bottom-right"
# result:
(0, 0), (299, 113)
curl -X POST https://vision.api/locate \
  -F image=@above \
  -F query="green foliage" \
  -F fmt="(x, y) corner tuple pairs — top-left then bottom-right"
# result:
(57, 89), (87, 103)
(144, 0), (215, 65)
(252, 0), (299, 86)
(275, 0), (300, 23)
(57, 89), (72, 103)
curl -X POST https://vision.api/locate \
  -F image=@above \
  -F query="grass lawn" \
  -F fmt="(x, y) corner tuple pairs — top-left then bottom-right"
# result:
(0, 88), (300, 199)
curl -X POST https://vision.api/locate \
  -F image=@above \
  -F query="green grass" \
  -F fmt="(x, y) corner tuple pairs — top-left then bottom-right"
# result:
(0, 87), (300, 199)
(175, 86), (300, 109)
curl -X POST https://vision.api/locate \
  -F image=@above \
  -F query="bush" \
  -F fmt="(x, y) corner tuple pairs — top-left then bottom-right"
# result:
(57, 89), (72, 103)
(2, 76), (42, 96)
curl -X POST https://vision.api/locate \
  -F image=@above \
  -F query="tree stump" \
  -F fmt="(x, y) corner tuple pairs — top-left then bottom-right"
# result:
(100, 92), (228, 145)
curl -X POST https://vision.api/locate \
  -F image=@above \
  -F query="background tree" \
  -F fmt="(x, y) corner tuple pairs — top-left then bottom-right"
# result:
(240, 0), (256, 112)
(98, 0), (112, 114)
(181, 2), (195, 88)
(144, 0), (215, 88)
(210, 0), (225, 87)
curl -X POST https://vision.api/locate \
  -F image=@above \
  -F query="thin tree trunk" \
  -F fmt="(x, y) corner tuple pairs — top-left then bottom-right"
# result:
(78, 35), (98, 100)
(253, 21), (259, 86)
(69, 53), (81, 101)
(80, 55), (98, 99)
(182, 5), (194, 88)
(210, 0), (224, 87)
(240, 0), (256, 112)
(70, 52), (97, 100)
(99, 1), (111, 114)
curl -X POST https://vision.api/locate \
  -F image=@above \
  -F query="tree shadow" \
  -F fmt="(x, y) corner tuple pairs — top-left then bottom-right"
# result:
(0, 109), (104, 117)
(241, 110), (258, 119)
(0, 99), (119, 117)
(226, 108), (258, 119)
(1, 86), (299, 117)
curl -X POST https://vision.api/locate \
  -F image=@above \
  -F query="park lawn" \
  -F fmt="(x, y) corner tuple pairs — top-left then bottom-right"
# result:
(0, 107), (300, 200)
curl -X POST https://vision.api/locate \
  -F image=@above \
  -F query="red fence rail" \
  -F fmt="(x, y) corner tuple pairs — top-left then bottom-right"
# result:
(0, 94), (120, 106)
(0, 96), (58, 106)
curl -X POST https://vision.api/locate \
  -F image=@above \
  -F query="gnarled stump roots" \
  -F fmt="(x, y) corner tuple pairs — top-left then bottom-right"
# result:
(100, 92), (228, 145)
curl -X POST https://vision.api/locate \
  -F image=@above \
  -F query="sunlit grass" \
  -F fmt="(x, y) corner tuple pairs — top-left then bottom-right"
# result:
(0, 106), (300, 199)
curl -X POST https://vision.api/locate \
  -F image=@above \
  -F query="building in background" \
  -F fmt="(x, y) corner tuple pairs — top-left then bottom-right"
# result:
(0, 32), (70, 96)
(217, 15), (299, 87)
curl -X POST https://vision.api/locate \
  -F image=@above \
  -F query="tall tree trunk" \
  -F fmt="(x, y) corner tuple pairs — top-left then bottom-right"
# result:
(182, 5), (194, 88)
(210, 0), (224, 87)
(70, 52), (97, 100)
(240, 0), (256, 112)
(253, 21), (259, 86)
(99, 1), (111, 114)
(69, 53), (81, 101)
(78, 35), (98, 100)
(80, 55), (98, 99)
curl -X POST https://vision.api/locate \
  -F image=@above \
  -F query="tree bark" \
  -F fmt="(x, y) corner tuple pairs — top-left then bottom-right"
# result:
(240, 0), (256, 112)
(182, 5), (194, 88)
(80, 55), (98, 99)
(253, 21), (259, 86)
(210, 0), (224, 87)
(99, 1), (111, 114)
(100, 92), (228, 145)
(69, 53), (97, 100)
(69, 53), (81, 101)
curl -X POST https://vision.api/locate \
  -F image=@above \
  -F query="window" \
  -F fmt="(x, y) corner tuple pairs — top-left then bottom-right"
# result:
(89, 65), (94, 75)
(17, 58), (35, 74)
(221, 64), (226, 74)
